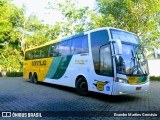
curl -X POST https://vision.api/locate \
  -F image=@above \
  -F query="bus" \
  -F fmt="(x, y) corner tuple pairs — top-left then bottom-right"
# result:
(23, 27), (154, 95)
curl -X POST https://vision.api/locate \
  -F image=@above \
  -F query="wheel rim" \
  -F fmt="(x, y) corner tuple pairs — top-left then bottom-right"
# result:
(29, 74), (33, 82)
(34, 76), (37, 82)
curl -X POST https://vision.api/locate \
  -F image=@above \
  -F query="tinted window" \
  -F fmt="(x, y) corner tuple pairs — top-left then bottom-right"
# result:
(100, 45), (113, 76)
(29, 51), (34, 60)
(25, 35), (88, 60)
(49, 44), (59, 57)
(34, 49), (40, 59)
(59, 40), (71, 56)
(25, 46), (49, 60)
(90, 30), (111, 76)
(71, 35), (88, 54)
(110, 29), (139, 44)
(25, 51), (29, 60)
(25, 51), (33, 60)
(40, 46), (49, 58)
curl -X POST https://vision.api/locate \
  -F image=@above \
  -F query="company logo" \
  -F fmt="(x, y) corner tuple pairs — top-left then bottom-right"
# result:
(32, 60), (46, 66)
(2, 112), (11, 117)
(94, 80), (109, 91)
(1, 112), (42, 118)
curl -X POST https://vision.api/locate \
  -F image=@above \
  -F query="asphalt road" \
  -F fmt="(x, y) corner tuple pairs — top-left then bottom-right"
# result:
(0, 77), (160, 120)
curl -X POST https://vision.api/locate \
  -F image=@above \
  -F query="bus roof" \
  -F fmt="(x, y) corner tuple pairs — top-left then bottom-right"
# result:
(25, 32), (86, 52)
(25, 27), (138, 52)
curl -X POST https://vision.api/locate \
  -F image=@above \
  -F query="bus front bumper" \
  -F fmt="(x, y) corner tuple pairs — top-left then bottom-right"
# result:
(112, 81), (150, 95)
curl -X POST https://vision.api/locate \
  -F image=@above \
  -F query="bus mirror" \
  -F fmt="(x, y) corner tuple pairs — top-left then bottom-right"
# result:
(144, 46), (158, 59)
(112, 39), (122, 55)
(153, 48), (158, 59)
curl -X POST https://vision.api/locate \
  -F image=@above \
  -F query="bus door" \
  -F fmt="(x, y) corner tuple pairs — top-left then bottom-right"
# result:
(90, 30), (114, 95)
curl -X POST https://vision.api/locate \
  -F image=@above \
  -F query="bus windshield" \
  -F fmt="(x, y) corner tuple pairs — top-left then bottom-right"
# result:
(110, 29), (149, 75)
(115, 44), (149, 75)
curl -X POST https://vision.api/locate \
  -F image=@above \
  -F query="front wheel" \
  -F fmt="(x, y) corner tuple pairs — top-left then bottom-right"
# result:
(76, 77), (88, 95)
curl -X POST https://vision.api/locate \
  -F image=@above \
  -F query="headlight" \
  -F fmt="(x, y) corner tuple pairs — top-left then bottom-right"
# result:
(115, 78), (128, 83)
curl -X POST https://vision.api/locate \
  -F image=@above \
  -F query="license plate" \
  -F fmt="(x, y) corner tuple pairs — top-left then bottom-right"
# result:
(136, 87), (141, 90)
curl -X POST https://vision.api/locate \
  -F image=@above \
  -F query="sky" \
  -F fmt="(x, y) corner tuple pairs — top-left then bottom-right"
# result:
(13, 0), (95, 25)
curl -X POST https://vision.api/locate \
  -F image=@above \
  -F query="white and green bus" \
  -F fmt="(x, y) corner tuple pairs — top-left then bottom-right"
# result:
(24, 27), (152, 95)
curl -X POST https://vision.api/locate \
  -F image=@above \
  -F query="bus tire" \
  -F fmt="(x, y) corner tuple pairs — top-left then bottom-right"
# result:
(33, 73), (38, 84)
(29, 73), (33, 83)
(76, 77), (88, 96)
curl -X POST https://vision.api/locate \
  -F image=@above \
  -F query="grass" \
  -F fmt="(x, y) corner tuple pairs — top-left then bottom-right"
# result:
(150, 76), (160, 81)
(0, 72), (2, 77)
(6, 72), (23, 77)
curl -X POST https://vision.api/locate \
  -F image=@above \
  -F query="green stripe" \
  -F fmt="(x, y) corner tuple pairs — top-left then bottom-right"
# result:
(45, 57), (62, 78)
(45, 55), (72, 79)
(137, 76), (147, 83)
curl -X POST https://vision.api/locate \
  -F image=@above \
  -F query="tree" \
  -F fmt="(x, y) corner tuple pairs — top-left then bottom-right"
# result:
(94, 0), (160, 47)
(0, 44), (23, 71)
(0, 0), (25, 71)
(0, 0), (24, 46)
(23, 15), (62, 50)
(48, 0), (92, 36)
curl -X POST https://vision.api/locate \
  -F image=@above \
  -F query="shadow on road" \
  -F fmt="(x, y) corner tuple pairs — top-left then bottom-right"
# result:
(25, 80), (142, 103)
(88, 92), (141, 103)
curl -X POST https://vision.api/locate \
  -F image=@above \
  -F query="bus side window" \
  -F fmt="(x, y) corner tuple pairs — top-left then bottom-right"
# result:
(71, 35), (88, 54)
(59, 40), (71, 56)
(49, 44), (54, 57)
(81, 35), (89, 53)
(45, 46), (50, 58)
(34, 49), (40, 59)
(71, 37), (81, 54)
(25, 51), (29, 60)
(40, 47), (44, 58)
(49, 44), (59, 57)
(29, 51), (33, 60)
(40, 46), (49, 58)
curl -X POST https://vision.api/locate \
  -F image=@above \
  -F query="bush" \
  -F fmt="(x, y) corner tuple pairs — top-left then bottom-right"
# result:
(150, 76), (160, 81)
(0, 72), (2, 77)
(6, 72), (23, 77)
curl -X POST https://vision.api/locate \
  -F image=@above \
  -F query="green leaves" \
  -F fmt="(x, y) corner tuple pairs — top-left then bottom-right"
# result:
(48, 0), (92, 36)
(95, 0), (160, 47)
(0, 0), (24, 45)
(0, 0), (159, 71)
(0, 0), (24, 71)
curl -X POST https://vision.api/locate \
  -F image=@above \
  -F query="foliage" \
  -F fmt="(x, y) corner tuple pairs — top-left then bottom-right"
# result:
(0, 0), (62, 72)
(6, 71), (23, 77)
(0, 0), (24, 46)
(0, 0), (160, 72)
(0, 72), (2, 77)
(150, 76), (160, 81)
(0, 0), (24, 72)
(94, 0), (160, 47)
(0, 44), (23, 71)
(23, 15), (61, 50)
(48, 0), (92, 36)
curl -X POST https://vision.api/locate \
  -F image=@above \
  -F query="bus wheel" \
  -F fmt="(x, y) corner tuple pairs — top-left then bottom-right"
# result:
(33, 73), (38, 84)
(29, 73), (33, 83)
(76, 77), (88, 95)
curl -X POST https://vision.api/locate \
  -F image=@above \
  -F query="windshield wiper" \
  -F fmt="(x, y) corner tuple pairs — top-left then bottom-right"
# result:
(130, 50), (137, 74)
(130, 48), (145, 75)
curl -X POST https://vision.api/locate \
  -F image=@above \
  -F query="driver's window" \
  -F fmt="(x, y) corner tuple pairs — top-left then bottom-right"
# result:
(100, 45), (113, 76)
